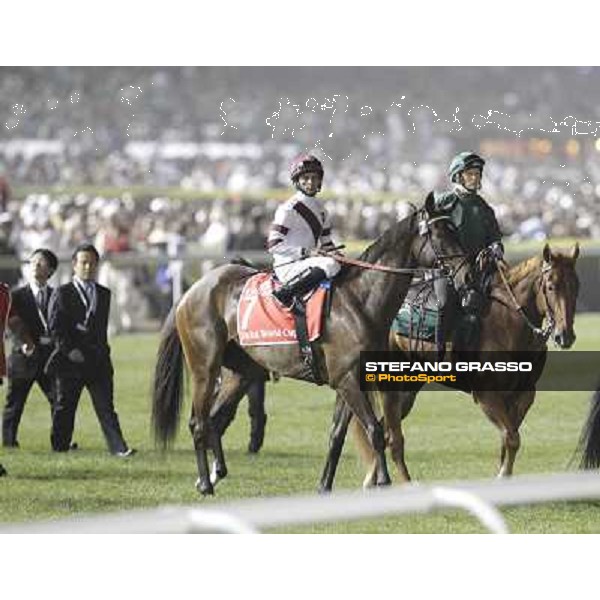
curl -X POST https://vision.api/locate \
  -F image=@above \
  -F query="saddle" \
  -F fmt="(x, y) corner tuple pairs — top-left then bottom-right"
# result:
(392, 276), (458, 355)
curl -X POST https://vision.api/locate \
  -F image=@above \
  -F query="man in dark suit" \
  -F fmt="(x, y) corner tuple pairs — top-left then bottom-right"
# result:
(2, 249), (58, 448)
(0, 278), (10, 474)
(47, 243), (135, 456)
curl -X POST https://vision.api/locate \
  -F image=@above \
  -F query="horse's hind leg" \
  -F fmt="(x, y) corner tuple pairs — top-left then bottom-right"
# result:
(338, 372), (391, 487)
(319, 394), (353, 493)
(189, 370), (223, 495)
(177, 306), (225, 496)
(188, 410), (213, 495)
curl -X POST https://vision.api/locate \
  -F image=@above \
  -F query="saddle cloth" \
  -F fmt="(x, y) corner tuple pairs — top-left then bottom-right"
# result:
(392, 279), (450, 343)
(237, 272), (327, 346)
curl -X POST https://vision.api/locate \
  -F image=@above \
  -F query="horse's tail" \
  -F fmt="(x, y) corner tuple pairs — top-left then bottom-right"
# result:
(151, 307), (185, 448)
(578, 387), (600, 469)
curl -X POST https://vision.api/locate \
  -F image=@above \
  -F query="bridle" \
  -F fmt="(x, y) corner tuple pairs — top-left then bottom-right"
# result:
(494, 257), (556, 342)
(414, 210), (469, 296)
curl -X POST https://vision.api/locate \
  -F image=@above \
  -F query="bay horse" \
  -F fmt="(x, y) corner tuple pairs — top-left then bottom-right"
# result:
(151, 195), (472, 495)
(323, 243), (580, 487)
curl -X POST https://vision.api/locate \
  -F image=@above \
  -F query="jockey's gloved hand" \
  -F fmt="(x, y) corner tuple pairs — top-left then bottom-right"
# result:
(489, 241), (504, 260)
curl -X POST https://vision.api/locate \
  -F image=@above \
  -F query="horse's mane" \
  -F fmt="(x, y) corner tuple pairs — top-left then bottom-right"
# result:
(503, 255), (542, 286)
(332, 210), (417, 286)
(358, 209), (417, 264)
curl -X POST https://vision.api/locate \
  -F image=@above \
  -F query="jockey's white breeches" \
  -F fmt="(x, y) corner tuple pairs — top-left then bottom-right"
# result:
(274, 256), (341, 284)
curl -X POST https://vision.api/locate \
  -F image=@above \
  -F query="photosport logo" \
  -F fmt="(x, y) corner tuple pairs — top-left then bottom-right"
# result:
(359, 351), (600, 392)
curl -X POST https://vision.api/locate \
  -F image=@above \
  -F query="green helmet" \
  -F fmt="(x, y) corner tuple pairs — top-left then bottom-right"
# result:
(447, 152), (485, 183)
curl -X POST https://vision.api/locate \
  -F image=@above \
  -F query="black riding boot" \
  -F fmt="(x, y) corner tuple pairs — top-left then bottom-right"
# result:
(454, 287), (483, 349)
(273, 267), (327, 308)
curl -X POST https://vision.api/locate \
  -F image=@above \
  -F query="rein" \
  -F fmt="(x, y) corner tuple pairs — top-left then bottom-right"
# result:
(314, 249), (431, 275)
(494, 257), (555, 341)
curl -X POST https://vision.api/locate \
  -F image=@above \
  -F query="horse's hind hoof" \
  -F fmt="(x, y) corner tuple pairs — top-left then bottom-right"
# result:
(195, 477), (214, 496)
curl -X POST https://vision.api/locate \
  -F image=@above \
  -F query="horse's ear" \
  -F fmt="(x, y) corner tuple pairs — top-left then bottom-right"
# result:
(425, 191), (435, 214)
(571, 242), (580, 261)
(542, 243), (552, 264)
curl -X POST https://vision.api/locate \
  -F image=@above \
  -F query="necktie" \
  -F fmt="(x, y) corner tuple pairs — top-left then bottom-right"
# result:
(84, 282), (94, 308)
(36, 288), (46, 314)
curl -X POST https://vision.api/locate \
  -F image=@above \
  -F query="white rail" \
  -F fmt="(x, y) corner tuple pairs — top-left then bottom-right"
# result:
(2, 470), (599, 534)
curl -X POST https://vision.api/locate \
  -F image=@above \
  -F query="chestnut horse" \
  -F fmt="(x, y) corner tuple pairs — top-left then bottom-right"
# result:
(346, 243), (580, 485)
(151, 196), (472, 495)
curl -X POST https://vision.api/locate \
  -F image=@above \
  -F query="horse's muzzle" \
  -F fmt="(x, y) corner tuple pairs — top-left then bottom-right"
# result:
(554, 330), (576, 349)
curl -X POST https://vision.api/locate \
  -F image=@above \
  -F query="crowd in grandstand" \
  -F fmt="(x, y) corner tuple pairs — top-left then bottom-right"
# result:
(1, 66), (599, 330)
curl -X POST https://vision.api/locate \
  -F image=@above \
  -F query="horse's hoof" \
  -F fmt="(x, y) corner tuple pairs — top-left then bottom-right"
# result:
(248, 415), (267, 454)
(195, 477), (214, 496)
(376, 477), (392, 487)
(209, 462), (227, 486)
(318, 485), (332, 495)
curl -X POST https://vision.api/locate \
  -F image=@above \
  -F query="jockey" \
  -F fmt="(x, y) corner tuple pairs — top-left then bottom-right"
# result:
(268, 153), (341, 309)
(433, 151), (504, 346)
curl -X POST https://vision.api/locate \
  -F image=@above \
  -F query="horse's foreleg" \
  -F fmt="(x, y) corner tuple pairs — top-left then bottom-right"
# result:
(247, 380), (267, 454)
(383, 390), (415, 483)
(348, 415), (378, 489)
(476, 391), (520, 478)
(502, 389), (535, 476)
(338, 373), (391, 487)
(208, 372), (253, 486)
(319, 394), (353, 493)
(210, 370), (244, 437)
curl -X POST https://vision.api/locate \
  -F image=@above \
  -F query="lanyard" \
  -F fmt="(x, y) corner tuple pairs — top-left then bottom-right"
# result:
(73, 280), (96, 327)
(33, 287), (49, 334)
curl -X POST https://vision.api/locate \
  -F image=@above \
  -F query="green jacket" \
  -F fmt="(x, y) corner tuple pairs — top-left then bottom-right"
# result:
(433, 189), (502, 258)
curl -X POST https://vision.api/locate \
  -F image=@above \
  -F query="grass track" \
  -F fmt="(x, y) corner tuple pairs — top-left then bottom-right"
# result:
(1, 314), (600, 533)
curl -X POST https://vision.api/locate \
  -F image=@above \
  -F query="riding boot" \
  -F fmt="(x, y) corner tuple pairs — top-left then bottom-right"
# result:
(454, 287), (483, 349)
(455, 311), (481, 349)
(273, 267), (327, 308)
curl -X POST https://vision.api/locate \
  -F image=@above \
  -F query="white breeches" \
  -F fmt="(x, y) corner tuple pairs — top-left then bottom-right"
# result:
(274, 256), (341, 284)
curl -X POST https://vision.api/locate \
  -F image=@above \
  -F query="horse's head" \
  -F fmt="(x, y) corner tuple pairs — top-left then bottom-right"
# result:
(411, 192), (472, 296)
(540, 243), (580, 349)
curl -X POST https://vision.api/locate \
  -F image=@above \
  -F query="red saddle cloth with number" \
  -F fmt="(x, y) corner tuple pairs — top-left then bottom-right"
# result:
(0, 283), (11, 378)
(237, 272), (327, 346)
